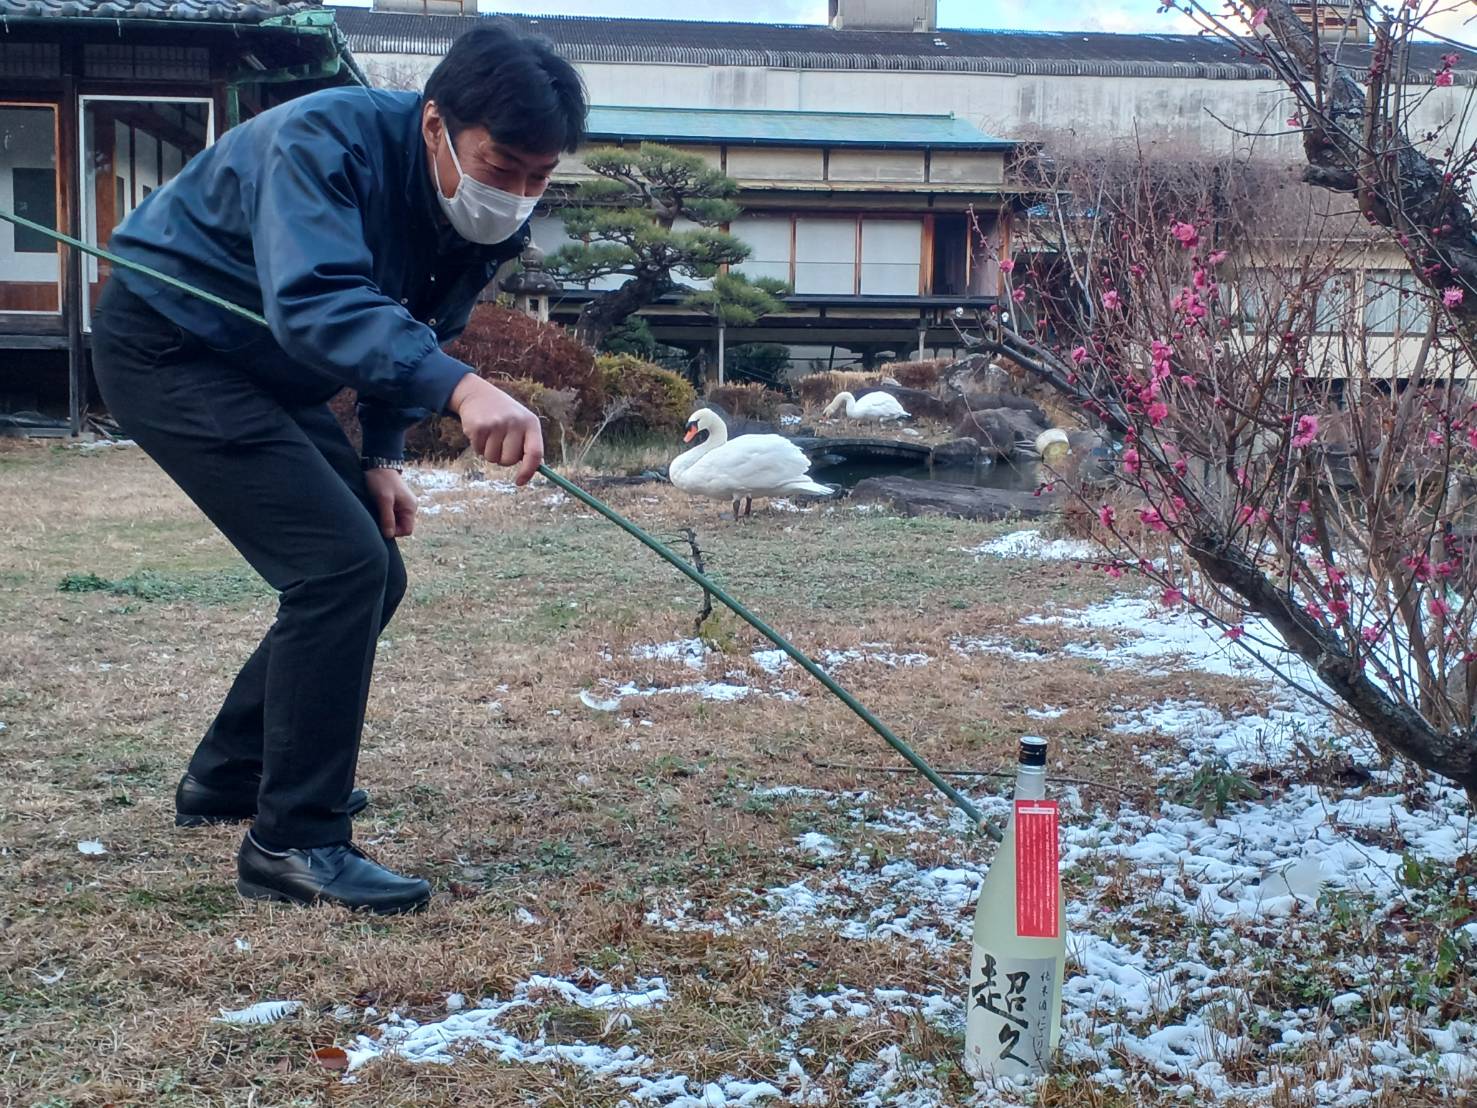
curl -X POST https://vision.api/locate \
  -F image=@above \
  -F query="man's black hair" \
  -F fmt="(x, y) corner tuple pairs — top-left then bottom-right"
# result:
(424, 22), (587, 155)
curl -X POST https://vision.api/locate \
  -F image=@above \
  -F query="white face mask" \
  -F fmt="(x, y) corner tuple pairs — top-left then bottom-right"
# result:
(432, 130), (539, 245)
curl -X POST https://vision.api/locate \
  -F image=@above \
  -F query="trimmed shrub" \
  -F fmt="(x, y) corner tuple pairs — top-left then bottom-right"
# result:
(879, 357), (952, 391)
(703, 381), (783, 422)
(597, 354), (697, 435)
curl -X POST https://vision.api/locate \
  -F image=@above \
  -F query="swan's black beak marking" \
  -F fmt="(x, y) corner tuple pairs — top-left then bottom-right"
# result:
(683, 422), (700, 443)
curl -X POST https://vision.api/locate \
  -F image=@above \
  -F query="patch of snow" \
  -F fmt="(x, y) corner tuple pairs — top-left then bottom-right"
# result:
(1026, 706), (1066, 720)
(632, 639), (709, 671)
(74, 438), (136, 450)
(76, 840), (106, 856)
(795, 832), (839, 859)
(967, 529), (1098, 562)
(579, 689), (622, 712)
(611, 680), (753, 702)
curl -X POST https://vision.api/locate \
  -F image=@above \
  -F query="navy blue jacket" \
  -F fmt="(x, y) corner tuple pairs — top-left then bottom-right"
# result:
(110, 87), (530, 460)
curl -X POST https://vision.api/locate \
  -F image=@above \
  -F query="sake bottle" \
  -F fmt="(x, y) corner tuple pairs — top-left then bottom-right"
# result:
(963, 736), (1067, 1080)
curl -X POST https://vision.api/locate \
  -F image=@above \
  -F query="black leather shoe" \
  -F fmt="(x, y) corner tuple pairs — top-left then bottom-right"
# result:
(236, 832), (431, 914)
(175, 773), (368, 828)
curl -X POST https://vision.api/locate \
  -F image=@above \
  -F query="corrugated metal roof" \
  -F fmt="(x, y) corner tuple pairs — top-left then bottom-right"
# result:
(0, 0), (314, 21)
(585, 104), (1011, 149)
(336, 11), (1475, 82)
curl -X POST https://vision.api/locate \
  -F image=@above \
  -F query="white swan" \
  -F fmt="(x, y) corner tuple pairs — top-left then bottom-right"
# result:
(823, 390), (911, 424)
(670, 408), (833, 518)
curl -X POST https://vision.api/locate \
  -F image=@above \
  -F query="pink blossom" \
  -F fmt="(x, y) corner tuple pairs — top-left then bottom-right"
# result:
(1147, 401), (1170, 426)
(1468, 427), (1477, 450)
(1428, 431), (1446, 448)
(1098, 505), (1116, 528)
(1435, 560), (1457, 579)
(1101, 289), (1122, 311)
(1291, 414), (1320, 449)
(1122, 447), (1141, 475)
(998, 257), (1015, 273)
(1193, 267), (1209, 290)
(1173, 458), (1188, 476)
(1443, 286), (1464, 307)
(1180, 374), (1198, 390)
(1162, 587), (1184, 607)
(1105, 564), (1124, 580)
(1429, 595), (1450, 620)
(1304, 601), (1325, 622)
(1404, 553), (1433, 581)
(1237, 505), (1255, 525)
(1250, 6), (1267, 28)
(1299, 500), (1312, 514)
(1436, 70), (1454, 87)
(1226, 625), (1244, 641)
(1070, 345), (1089, 365)
(1208, 249), (1228, 266)
(1170, 221), (1199, 249)
(1235, 466), (1249, 488)
(1361, 625), (1385, 645)
(1138, 508), (1170, 533)
(1329, 598), (1350, 620)
(1012, 287), (1027, 303)
(1287, 116), (1302, 128)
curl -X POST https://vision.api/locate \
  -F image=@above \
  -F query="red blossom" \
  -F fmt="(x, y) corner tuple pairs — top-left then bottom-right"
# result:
(1226, 626), (1244, 640)
(1138, 507), (1170, 532)
(1435, 70), (1454, 87)
(1291, 415), (1320, 449)
(1429, 595), (1450, 620)
(998, 257), (1015, 273)
(1102, 289), (1122, 310)
(1098, 505), (1116, 528)
(1162, 587), (1184, 606)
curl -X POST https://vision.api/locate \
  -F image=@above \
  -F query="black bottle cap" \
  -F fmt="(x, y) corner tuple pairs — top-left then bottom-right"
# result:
(1019, 736), (1048, 766)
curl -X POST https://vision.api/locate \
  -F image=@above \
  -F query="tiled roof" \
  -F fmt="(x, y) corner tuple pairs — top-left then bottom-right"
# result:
(0, 0), (314, 22)
(336, 11), (1475, 82)
(586, 105), (1012, 149)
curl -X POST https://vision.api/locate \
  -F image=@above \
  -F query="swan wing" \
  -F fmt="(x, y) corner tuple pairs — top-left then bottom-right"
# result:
(682, 434), (815, 496)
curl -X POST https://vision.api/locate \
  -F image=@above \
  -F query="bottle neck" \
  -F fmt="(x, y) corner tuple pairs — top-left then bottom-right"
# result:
(1014, 764), (1046, 802)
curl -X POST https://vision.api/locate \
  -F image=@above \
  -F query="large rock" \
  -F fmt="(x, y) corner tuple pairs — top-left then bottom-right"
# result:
(930, 437), (982, 464)
(852, 476), (1063, 521)
(952, 410), (1016, 458)
(854, 384), (956, 422)
(946, 354), (1014, 398)
(996, 407), (1049, 443)
(960, 392), (1048, 424)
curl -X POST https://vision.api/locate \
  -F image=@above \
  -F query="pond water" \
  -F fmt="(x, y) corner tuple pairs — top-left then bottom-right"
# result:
(811, 455), (1046, 492)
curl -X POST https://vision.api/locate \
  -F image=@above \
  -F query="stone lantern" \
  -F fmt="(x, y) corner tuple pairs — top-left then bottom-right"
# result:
(503, 243), (561, 323)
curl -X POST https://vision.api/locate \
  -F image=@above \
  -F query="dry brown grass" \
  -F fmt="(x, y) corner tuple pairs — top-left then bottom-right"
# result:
(0, 439), (1465, 1107)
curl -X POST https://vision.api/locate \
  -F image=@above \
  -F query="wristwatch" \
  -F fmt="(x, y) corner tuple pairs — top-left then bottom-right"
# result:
(361, 456), (404, 473)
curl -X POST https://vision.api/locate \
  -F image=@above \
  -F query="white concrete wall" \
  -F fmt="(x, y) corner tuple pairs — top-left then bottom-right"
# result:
(357, 53), (1477, 162)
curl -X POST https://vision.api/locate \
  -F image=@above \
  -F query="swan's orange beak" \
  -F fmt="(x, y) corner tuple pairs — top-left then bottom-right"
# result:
(683, 426), (699, 442)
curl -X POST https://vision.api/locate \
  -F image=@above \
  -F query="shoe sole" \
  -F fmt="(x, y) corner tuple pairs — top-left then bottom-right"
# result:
(236, 878), (430, 916)
(177, 794), (369, 828)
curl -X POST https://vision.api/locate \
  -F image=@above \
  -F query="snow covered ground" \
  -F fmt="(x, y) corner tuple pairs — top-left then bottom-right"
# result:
(322, 530), (1474, 1105)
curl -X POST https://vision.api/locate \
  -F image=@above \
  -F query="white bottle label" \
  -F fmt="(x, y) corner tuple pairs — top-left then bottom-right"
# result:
(964, 952), (1057, 1078)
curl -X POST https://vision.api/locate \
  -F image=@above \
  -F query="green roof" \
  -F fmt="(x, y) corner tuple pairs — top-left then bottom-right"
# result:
(583, 105), (1012, 150)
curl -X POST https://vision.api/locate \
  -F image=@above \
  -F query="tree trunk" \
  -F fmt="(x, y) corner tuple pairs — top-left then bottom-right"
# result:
(573, 275), (667, 350)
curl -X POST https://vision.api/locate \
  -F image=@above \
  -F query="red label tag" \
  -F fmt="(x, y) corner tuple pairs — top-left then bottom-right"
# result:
(1014, 800), (1060, 938)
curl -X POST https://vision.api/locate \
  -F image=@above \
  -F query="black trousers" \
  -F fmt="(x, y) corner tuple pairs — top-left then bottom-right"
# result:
(90, 279), (406, 847)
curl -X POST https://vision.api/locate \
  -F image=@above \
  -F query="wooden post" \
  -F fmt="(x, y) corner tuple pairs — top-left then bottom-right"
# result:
(717, 320), (726, 386)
